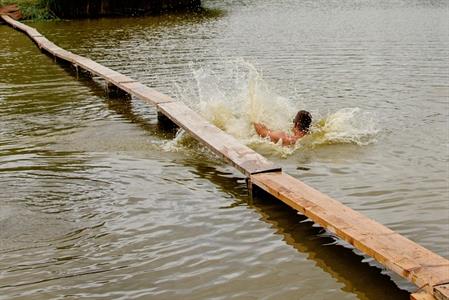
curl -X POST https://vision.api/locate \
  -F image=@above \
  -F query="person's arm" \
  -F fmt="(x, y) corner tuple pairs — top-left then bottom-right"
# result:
(254, 122), (298, 145)
(253, 122), (270, 138)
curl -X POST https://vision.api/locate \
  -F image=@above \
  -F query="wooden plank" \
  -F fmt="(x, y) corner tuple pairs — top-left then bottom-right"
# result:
(119, 81), (174, 105)
(107, 74), (136, 85)
(1, 16), (42, 38)
(0, 15), (279, 174)
(1, 15), (40, 37)
(250, 172), (449, 297)
(2, 15), (279, 175)
(70, 57), (134, 85)
(71, 57), (116, 77)
(411, 292), (436, 300)
(32, 36), (60, 53)
(1, 15), (41, 37)
(435, 285), (449, 300)
(157, 101), (281, 175)
(25, 27), (42, 37)
(32, 36), (50, 49)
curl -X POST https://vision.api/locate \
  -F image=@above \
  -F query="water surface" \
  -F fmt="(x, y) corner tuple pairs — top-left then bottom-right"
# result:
(1, 0), (448, 299)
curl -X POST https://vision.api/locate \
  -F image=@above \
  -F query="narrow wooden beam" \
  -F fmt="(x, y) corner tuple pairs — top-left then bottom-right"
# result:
(250, 172), (449, 298)
(435, 284), (449, 300)
(411, 292), (436, 300)
(157, 101), (281, 176)
(118, 81), (174, 105)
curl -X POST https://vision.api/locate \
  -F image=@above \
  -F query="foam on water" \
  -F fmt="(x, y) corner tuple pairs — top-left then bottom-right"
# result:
(170, 59), (378, 156)
(310, 107), (379, 146)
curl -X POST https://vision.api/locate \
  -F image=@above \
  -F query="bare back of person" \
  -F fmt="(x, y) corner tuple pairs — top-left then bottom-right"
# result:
(253, 110), (312, 146)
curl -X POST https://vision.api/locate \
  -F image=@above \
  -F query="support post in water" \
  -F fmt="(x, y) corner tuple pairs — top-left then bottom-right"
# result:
(245, 177), (253, 199)
(157, 111), (179, 130)
(106, 82), (131, 99)
(435, 285), (449, 300)
(411, 292), (436, 300)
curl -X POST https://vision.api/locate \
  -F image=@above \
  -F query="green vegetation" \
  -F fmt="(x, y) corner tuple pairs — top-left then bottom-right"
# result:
(1, 0), (209, 21)
(0, 0), (56, 20)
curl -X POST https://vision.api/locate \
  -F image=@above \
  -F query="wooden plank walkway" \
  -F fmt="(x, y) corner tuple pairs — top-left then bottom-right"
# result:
(0, 15), (280, 177)
(1, 14), (448, 300)
(157, 101), (280, 175)
(251, 173), (449, 300)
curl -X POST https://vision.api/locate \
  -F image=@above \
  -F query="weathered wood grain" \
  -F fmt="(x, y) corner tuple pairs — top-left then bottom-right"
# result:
(435, 285), (449, 300)
(157, 101), (281, 175)
(411, 292), (436, 300)
(119, 82), (174, 105)
(250, 172), (449, 298)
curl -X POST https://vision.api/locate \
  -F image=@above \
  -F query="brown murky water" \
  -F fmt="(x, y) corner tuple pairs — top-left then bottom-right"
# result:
(1, 0), (448, 299)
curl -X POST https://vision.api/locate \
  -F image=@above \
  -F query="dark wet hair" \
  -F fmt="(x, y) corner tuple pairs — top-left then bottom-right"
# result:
(293, 110), (312, 132)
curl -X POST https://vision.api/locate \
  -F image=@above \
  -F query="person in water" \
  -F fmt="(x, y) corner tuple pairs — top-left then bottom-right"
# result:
(253, 110), (312, 146)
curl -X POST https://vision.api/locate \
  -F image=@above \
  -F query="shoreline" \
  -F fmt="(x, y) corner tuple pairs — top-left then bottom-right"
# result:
(0, 0), (202, 21)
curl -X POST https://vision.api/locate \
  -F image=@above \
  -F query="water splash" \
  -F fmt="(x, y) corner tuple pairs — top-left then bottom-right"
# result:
(161, 128), (187, 152)
(310, 108), (378, 146)
(171, 59), (378, 156)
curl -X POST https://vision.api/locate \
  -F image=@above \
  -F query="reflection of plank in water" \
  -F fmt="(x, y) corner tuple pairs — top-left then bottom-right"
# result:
(251, 172), (449, 300)
(1, 14), (447, 300)
(412, 292), (440, 300)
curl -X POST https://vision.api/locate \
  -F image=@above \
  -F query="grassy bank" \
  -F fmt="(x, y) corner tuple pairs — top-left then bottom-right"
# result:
(0, 0), (54, 20)
(1, 0), (208, 21)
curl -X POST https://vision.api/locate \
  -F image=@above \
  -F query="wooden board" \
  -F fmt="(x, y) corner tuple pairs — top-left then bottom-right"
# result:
(250, 172), (449, 298)
(1, 15), (41, 37)
(53, 48), (78, 61)
(119, 82), (174, 105)
(25, 27), (42, 37)
(158, 101), (281, 175)
(32, 36), (49, 49)
(2, 14), (28, 31)
(411, 292), (436, 300)
(72, 58), (120, 78)
(435, 285), (449, 300)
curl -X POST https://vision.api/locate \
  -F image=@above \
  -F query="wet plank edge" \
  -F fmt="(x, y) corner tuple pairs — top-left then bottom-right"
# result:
(250, 172), (449, 299)
(157, 101), (281, 175)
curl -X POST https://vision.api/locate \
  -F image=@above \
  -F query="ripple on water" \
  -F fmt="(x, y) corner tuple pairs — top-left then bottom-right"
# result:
(1, 1), (448, 299)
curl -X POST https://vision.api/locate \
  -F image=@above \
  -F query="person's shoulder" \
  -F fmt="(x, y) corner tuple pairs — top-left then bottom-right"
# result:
(280, 134), (298, 146)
